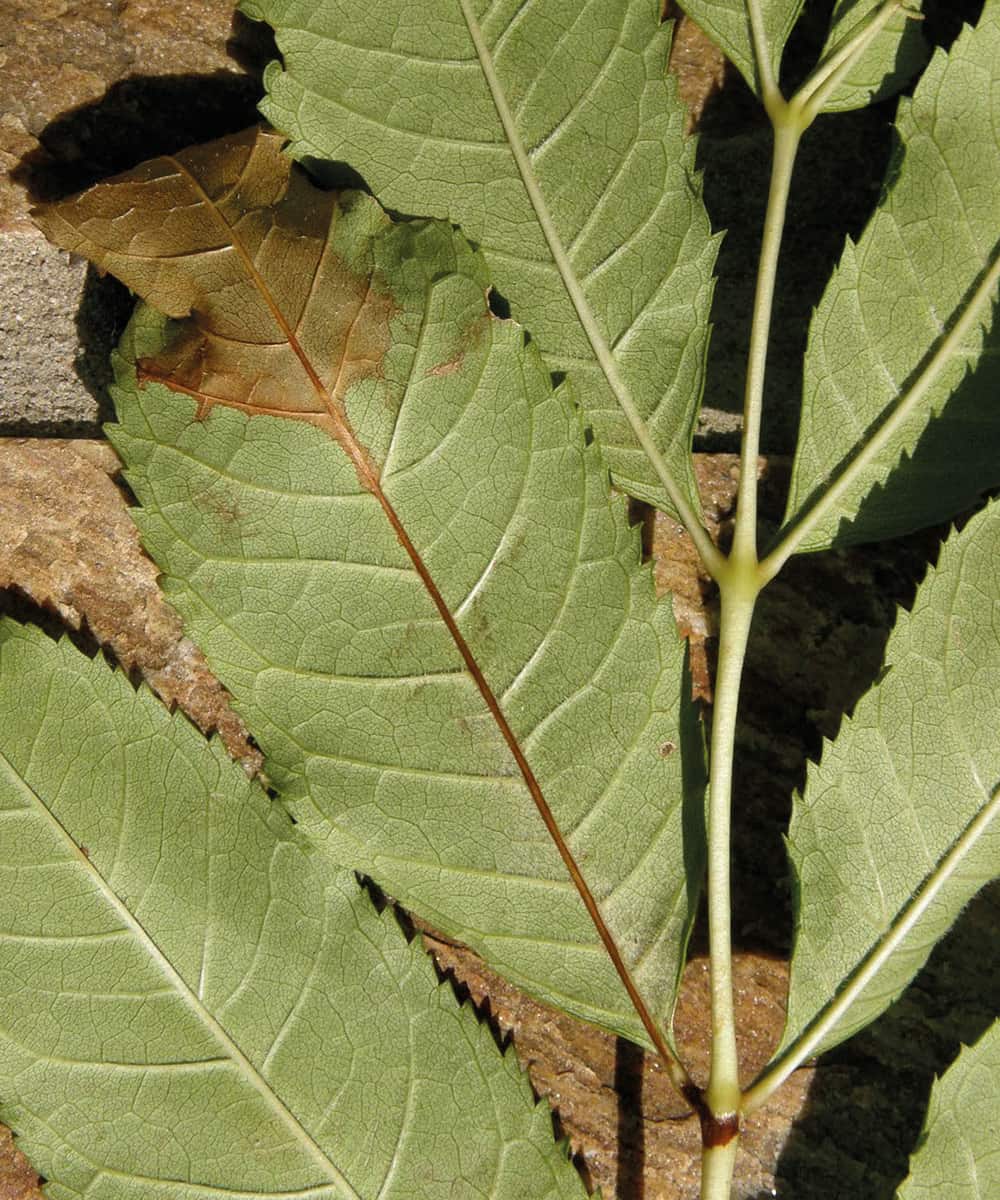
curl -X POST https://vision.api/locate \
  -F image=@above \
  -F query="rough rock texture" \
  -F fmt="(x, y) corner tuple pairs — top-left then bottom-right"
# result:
(0, 0), (269, 433)
(0, 1126), (41, 1200)
(0, 437), (261, 770)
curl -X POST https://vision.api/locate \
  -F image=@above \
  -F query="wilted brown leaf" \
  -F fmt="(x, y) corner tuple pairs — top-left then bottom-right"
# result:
(33, 128), (398, 485)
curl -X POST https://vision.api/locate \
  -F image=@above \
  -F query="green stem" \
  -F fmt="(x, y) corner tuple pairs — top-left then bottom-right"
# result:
(732, 117), (802, 563)
(701, 1138), (741, 1200)
(697, 8), (940, 1197)
(704, 580), (757, 1119)
(701, 2), (800, 1149)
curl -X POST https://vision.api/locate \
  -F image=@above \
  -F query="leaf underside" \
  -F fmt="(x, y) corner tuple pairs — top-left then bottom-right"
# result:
(35, 128), (706, 1050)
(898, 1019), (1000, 1200)
(677, 0), (804, 94)
(0, 621), (586, 1200)
(782, 2), (1000, 551)
(818, 0), (928, 112)
(779, 498), (1000, 1061)
(241, 0), (718, 517)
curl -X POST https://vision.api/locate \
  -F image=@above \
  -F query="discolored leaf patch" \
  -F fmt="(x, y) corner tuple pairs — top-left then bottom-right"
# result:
(34, 127), (401, 485)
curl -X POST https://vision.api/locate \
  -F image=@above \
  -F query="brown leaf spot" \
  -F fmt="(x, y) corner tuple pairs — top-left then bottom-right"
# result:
(36, 129), (400, 486)
(426, 352), (465, 377)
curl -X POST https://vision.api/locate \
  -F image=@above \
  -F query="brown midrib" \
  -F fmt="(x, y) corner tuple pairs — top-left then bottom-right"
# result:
(162, 151), (692, 1092)
(165, 152), (380, 492)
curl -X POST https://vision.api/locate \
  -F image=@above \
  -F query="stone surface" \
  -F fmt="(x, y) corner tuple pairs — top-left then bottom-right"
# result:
(0, 0), (268, 432)
(0, 1125), (41, 1200)
(0, 234), (121, 433)
(0, 437), (262, 769)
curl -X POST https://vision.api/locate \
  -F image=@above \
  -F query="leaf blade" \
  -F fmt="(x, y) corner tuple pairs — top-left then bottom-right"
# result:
(781, 3), (1000, 551)
(817, 0), (928, 112)
(0, 621), (588, 1200)
(37, 129), (706, 1050)
(677, 0), (805, 94)
(898, 1020), (1000, 1200)
(777, 499), (1000, 1063)
(242, 0), (718, 517)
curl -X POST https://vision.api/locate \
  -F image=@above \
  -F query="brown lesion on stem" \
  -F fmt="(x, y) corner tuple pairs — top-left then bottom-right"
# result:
(681, 1084), (741, 1149)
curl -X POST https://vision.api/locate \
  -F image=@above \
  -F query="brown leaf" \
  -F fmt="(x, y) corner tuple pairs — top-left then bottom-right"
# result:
(33, 127), (397, 487)
(0, 437), (260, 771)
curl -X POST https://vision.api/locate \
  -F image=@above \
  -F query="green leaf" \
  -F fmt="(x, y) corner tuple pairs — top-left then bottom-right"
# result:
(677, 0), (805, 94)
(777, 499), (1000, 1062)
(817, 0), (927, 112)
(781, 3), (1000, 551)
(34, 129), (706, 1050)
(0, 621), (588, 1200)
(898, 1020), (1000, 1200)
(241, 0), (718, 516)
(114, 315), (702, 1051)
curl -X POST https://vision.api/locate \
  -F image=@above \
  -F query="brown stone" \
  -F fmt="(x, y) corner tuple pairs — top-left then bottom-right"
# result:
(0, 437), (261, 771)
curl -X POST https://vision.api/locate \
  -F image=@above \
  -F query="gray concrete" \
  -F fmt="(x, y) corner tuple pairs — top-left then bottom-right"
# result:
(0, 231), (115, 433)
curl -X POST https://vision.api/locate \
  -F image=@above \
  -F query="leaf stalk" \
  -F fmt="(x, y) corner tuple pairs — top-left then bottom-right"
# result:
(704, 579), (758, 1119)
(744, 0), (782, 113)
(730, 117), (802, 566)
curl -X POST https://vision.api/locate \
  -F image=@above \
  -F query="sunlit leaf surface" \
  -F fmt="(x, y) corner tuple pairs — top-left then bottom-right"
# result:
(0, 622), (587, 1200)
(36, 129), (706, 1049)
(780, 500), (1000, 1059)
